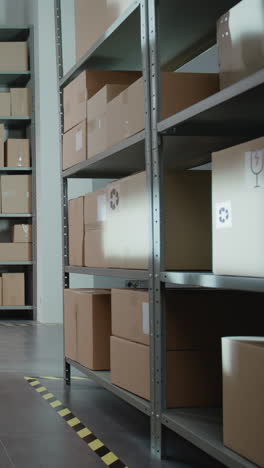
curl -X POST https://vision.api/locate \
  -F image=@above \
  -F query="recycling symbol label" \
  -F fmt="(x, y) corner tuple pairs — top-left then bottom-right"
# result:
(109, 188), (120, 210)
(216, 201), (232, 229)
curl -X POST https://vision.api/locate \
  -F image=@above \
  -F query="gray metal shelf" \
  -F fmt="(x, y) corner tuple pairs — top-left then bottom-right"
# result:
(0, 26), (29, 41)
(0, 71), (31, 87)
(0, 214), (32, 218)
(60, 0), (141, 89)
(0, 117), (31, 128)
(0, 262), (33, 265)
(162, 409), (257, 468)
(161, 272), (264, 293)
(63, 131), (145, 179)
(66, 358), (150, 416)
(0, 167), (32, 173)
(0, 306), (33, 311)
(65, 265), (148, 281)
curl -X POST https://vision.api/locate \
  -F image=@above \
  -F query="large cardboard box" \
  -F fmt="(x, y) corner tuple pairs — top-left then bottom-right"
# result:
(0, 42), (28, 71)
(111, 337), (222, 407)
(2, 273), (25, 306)
(0, 243), (32, 262)
(63, 70), (141, 133)
(87, 84), (127, 158)
(12, 224), (32, 243)
(64, 289), (111, 370)
(84, 189), (107, 267)
(217, 0), (264, 89)
(105, 170), (211, 270)
(222, 337), (264, 467)
(10, 88), (32, 116)
(1, 175), (32, 213)
(212, 136), (264, 277)
(68, 196), (84, 266)
(63, 120), (86, 170)
(0, 93), (11, 116)
(5, 139), (30, 167)
(0, 124), (4, 167)
(75, 0), (107, 61)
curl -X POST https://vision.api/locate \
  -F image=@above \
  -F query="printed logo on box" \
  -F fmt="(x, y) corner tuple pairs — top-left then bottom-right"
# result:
(109, 188), (119, 210)
(216, 201), (232, 229)
(245, 149), (264, 189)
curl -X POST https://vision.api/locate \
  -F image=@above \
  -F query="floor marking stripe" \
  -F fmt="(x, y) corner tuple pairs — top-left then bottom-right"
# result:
(24, 376), (128, 467)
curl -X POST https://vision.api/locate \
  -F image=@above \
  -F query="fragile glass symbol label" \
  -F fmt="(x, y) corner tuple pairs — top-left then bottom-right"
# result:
(216, 201), (232, 229)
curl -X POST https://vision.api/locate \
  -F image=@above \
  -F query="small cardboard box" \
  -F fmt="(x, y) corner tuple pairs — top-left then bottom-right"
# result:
(63, 70), (141, 133)
(12, 224), (32, 243)
(0, 42), (28, 71)
(0, 243), (32, 261)
(0, 124), (4, 167)
(5, 139), (30, 167)
(212, 136), (264, 277)
(87, 84), (127, 158)
(64, 289), (111, 370)
(68, 196), (84, 266)
(0, 93), (11, 116)
(63, 120), (86, 170)
(75, 0), (107, 61)
(2, 273), (25, 306)
(105, 170), (211, 270)
(10, 88), (32, 117)
(84, 189), (107, 267)
(217, 0), (264, 89)
(1, 175), (32, 214)
(222, 337), (264, 467)
(111, 337), (222, 407)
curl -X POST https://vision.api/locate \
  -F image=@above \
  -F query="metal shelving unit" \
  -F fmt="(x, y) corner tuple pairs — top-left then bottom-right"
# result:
(0, 26), (36, 320)
(55, 1), (263, 467)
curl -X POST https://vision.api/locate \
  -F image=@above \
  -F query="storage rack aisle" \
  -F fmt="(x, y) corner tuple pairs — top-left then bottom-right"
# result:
(0, 26), (36, 320)
(55, 1), (263, 467)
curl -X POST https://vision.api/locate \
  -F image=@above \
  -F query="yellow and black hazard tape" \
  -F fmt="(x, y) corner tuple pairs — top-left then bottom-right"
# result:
(24, 377), (128, 468)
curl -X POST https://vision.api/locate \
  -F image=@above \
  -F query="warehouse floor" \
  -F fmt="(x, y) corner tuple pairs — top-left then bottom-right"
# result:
(0, 321), (202, 468)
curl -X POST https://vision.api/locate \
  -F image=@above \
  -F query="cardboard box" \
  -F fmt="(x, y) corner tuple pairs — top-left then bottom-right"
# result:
(217, 0), (264, 89)
(0, 124), (4, 167)
(0, 42), (28, 71)
(0, 276), (2, 305)
(222, 337), (264, 467)
(84, 189), (107, 267)
(111, 337), (222, 407)
(63, 70), (141, 133)
(0, 93), (11, 116)
(64, 289), (111, 370)
(11, 88), (32, 116)
(2, 273), (25, 306)
(0, 243), (32, 262)
(105, 170), (211, 269)
(75, 0), (107, 61)
(87, 84), (127, 158)
(63, 120), (86, 170)
(5, 139), (30, 167)
(212, 136), (264, 277)
(68, 196), (84, 266)
(12, 224), (32, 243)
(1, 175), (32, 214)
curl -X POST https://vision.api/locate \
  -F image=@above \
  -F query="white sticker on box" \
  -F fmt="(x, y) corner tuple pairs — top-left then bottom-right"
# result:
(97, 194), (107, 222)
(216, 201), (232, 229)
(142, 302), (149, 335)
(75, 130), (83, 152)
(245, 149), (264, 189)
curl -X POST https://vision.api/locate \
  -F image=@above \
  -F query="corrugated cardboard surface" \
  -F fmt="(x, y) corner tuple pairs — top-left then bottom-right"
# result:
(75, 0), (107, 61)
(111, 337), (222, 407)
(0, 277), (2, 305)
(10, 88), (32, 117)
(222, 337), (264, 467)
(0, 42), (28, 71)
(68, 197), (84, 266)
(2, 273), (25, 306)
(84, 189), (107, 229)
(105, 170), (212, 270)
(0, 243), (32, 262)
(212, 136), (264, 277)
(84, 229), (106, 268)
(1, 175), (32, 213)
(84, 189), (107, 267)
(63, 70), (141, 133)
(64, 289), (111, 370)
(87, 84), (127, 158)
(63, 120), (87, 170)
(12, 224), (32, 243)
(0, 93), (11, 116)
(217, 0), (264, 89)
(5, 139), (30, 167)
(0, 124), (4, 167)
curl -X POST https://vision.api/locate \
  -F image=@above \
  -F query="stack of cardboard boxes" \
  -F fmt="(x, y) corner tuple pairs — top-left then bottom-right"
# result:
(0, 272), (25, 306)
(0, 217), (32, 262)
